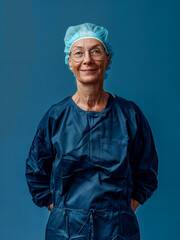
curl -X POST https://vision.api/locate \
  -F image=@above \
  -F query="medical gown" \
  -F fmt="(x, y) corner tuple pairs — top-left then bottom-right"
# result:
(26, 93), (158, 240)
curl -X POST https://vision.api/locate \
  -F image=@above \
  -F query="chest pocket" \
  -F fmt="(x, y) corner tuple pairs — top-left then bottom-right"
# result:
(99, 138), (129, 176)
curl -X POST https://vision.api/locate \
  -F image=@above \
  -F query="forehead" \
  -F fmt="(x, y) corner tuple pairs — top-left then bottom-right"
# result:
(71, 38), (103, 50)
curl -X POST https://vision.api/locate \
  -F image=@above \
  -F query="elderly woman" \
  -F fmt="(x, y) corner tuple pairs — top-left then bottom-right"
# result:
(26, 23), (158, 240)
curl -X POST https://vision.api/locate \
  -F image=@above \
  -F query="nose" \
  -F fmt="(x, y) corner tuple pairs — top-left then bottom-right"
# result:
(83, 51), (94, 64)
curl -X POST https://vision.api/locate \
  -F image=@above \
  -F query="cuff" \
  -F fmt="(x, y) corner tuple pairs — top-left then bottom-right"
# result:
(45, 195), (53, 208)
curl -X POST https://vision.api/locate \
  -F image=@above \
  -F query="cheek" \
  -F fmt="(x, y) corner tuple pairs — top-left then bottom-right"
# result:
(99, 63), (107, 73)
(72, 64), (80, 73)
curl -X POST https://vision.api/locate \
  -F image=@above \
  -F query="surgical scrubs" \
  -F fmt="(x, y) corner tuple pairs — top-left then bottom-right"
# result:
(26, 93), (158, 240)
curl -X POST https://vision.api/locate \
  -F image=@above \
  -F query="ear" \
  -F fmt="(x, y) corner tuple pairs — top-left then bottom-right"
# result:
(68, 56), (73, 72)
(105, 55), (111, 69)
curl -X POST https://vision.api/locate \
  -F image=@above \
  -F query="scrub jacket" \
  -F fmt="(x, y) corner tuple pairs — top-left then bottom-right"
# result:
(25, 93), (158, 240)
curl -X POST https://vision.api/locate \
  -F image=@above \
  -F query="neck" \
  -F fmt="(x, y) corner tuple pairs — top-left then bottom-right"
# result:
(72, 80), (109, 111)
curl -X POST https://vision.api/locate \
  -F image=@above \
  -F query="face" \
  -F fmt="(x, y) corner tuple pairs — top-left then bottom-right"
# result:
(68, 38), (111, 85)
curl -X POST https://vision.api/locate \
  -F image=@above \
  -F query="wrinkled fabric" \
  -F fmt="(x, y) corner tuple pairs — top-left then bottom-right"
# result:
(25, 94), (158, 240)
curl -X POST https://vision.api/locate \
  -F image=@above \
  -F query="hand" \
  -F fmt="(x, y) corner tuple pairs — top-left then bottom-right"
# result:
(47, 203), (53, 211)
(131, 199), (140, 212)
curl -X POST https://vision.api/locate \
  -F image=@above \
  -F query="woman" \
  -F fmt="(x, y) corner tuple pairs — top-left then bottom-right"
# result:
(26, 23), (158, 240)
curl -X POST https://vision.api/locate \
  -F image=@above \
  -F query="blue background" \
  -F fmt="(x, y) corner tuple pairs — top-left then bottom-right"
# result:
(0, 0), (180, 239)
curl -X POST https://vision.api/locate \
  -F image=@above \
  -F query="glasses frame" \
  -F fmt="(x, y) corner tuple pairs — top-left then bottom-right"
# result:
(69, 47), (108, 63)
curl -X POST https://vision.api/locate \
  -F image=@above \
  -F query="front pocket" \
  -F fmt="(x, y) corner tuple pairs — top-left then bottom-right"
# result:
(119, 208), (140, 239)
(45, 208), (67, 239)
(46, 208), (90, 240)
(99, 138), (129, 175)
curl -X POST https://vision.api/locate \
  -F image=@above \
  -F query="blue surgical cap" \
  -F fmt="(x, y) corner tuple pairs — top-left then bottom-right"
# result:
(64, 23), (114, 79)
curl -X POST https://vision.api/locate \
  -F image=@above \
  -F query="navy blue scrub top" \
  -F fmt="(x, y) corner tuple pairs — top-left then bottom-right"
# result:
(105, 92), (114, 108)
(26, 93), (158, 240)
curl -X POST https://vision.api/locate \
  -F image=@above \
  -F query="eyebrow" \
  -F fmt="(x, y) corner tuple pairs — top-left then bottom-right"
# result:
(71, 44), (103, 50)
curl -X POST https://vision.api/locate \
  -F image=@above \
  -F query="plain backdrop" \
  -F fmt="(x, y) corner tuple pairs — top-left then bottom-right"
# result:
(0, 0), (180, 239)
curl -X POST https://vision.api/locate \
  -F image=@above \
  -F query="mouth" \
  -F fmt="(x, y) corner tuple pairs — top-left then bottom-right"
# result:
(80, 69), (97, 75)
(81, 69), (97, 71)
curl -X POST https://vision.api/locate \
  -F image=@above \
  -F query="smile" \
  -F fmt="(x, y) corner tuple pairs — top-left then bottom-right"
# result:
(81, 69), (97, 71)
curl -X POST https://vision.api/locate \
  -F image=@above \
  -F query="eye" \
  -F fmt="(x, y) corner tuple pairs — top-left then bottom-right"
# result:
(73, 50), (84, 56)
(91, 49), (102, 55)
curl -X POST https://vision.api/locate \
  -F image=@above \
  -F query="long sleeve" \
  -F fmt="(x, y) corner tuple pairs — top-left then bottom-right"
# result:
(25, 112), (55, 208)
(129, 104), (158, 204)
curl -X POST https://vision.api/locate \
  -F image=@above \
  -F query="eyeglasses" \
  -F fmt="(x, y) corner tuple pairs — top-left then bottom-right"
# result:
(69, 48), (107, 62)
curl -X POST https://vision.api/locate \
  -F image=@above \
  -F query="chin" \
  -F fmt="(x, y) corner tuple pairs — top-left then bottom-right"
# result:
(80, 78), (99, 85)
(77, 75), (103, 84)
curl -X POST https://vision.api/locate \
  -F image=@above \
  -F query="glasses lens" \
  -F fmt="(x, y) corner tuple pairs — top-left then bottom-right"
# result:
(70, 48), (105, 62)
(90, 48), (105, 60)
(70, 50), (84, 62)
